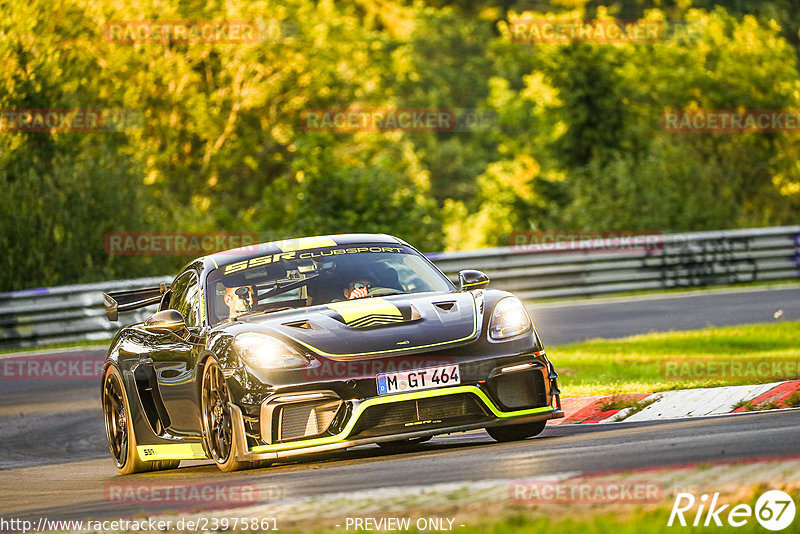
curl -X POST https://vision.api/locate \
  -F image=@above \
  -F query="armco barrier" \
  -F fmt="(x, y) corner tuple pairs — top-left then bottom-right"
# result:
(429, 225), (800, 300)
(0, 277), (171, 349)
(0, 226), (798, 349)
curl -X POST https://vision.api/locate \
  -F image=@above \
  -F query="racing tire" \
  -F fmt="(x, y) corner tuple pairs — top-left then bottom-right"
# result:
(102, 365), (180, 474)
(201, 356), (253, 472)
(485, 420), (547, 442)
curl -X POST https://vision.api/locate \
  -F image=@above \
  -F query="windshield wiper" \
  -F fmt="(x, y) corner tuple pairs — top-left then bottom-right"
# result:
(235, 306), (296, 320)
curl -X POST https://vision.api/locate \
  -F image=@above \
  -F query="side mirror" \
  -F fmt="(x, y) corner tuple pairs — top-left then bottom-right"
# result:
(143, 310), (187, 334)
(459, 270), (490, 291)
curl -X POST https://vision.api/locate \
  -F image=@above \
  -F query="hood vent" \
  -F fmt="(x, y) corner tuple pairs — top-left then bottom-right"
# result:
(283, 320), (314, 329)
(434, 301), (457, 312)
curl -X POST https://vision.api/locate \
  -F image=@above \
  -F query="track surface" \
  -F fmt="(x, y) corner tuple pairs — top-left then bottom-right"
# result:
(529, 285), (800, 345)
(1, 287), (799, 523)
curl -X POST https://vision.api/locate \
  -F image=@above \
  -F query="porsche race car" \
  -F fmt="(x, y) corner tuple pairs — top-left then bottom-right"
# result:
(101, 234), (563, 473)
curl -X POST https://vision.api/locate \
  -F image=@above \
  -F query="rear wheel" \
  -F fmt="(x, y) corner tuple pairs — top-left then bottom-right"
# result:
(102, 365), (180, 474)
(486, 420), (547, 442)
(201, 356), (253, 472)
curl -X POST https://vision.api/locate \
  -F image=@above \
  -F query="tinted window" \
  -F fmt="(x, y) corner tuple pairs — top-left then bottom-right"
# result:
(169, 271), (200, 326)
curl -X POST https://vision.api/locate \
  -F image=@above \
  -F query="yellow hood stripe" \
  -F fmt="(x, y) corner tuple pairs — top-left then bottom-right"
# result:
(327, 298), (402, 324)
(284, 295), (478, 358)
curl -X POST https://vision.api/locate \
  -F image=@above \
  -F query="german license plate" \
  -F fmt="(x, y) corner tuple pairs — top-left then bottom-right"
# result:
(376, 364), (460, 395)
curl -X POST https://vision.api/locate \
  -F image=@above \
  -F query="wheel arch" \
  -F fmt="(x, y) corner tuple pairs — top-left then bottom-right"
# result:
(195, 350), (217, 402)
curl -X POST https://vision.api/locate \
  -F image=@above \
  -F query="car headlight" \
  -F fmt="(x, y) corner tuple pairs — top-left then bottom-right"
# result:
(234, 333), (310, 369)
(489, 297), (532, 340)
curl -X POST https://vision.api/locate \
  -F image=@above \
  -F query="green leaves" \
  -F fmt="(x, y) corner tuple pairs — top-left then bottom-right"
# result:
(2, 0), (800, 289)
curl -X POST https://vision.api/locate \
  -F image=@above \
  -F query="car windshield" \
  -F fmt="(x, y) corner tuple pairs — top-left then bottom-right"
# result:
(205, 243), (454, 325)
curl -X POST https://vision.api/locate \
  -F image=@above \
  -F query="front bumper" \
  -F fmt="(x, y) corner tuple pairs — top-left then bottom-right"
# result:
(229, 381), (563, 462)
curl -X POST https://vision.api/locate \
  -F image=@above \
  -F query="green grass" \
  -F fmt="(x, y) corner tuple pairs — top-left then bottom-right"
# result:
(785, 390), (800, 408)
(548, 320), (800, 396)
(505, 486), (790, 533)
(733, 399), (786, 412)
(747, 400), (782, 411)
(612, 395), (662, 421)
(598, 392), (640, 411)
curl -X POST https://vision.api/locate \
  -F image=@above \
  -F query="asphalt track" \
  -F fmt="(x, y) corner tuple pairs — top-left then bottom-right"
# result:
(1, 286), (798, 524)
(528, 285), (800, 345)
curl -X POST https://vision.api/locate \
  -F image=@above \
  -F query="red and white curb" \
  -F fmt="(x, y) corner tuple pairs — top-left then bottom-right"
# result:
(555, 380), (800, 425)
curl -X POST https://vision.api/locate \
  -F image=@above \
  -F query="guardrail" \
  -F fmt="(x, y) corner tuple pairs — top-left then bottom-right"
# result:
(1, 226), (798, 349)
(0, 277), (171, 349)
(429, 225), (800, 300)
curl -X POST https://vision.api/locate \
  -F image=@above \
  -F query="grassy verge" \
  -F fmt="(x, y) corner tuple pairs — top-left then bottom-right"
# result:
(446, 502), (793, 534)
(549, 320), (800, 396)
(314, 485), (800, 534)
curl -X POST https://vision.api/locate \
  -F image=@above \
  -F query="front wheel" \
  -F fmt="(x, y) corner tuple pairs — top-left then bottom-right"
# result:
(102, 365), (179, 474)
(201, 356), (253, 472)
(486, 420), (547, 442)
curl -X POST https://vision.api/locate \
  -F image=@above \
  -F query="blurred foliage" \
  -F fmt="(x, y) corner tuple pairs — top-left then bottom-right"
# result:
(1, 0), (799, 289)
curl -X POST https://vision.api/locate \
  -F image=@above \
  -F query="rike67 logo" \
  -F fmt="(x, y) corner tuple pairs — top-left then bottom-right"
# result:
(668, 490), (796, 531)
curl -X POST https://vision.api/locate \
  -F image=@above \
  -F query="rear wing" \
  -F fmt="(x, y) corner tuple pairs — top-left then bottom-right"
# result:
(103, 283), (169, 322)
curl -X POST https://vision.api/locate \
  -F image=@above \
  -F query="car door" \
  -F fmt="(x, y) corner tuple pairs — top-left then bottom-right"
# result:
(142, 270), (205, 436)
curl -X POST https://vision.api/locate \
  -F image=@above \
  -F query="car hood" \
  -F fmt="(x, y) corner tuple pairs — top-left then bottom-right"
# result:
(231, 291), (482, 358)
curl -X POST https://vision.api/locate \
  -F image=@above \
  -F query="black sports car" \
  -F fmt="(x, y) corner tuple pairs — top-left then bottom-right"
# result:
(101, 234), (563, 473)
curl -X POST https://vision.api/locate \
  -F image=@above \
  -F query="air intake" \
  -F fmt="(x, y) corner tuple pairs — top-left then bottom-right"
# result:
(277, 400), (341, 441)
(350, 393), (490, 438)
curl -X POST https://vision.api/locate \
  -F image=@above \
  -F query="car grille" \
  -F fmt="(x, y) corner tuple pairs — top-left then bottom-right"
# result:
(278, 400), (341, 441)
(350, 393), (489, 437)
